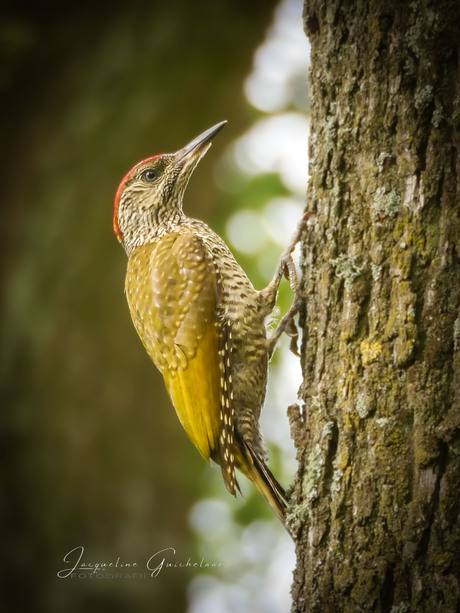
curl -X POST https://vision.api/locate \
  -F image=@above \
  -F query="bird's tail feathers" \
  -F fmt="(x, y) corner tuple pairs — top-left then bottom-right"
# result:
(240, 439), (287, 524)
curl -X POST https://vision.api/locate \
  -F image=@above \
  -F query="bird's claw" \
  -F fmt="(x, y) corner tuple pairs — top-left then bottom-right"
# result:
(266, 210), (315, 358)
(284, 316), (300, 357)
(268, 295), (303, 359)
(282, 256), (298, 292)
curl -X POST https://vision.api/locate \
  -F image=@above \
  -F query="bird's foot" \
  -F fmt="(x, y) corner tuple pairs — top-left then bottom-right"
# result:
(268, 295), (303, 359)
(278, 211), (314, 294)
(260, 212), (314, 309)
(264, 211), (314, 358)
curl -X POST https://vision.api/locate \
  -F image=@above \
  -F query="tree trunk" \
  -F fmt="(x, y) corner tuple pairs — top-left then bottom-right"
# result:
(289, 1), (460, 611)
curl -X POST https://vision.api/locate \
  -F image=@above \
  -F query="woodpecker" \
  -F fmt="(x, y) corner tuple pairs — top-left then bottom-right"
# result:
(114, 121), (304, 523)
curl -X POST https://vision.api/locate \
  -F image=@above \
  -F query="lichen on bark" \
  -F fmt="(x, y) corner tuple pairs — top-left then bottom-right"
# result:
(290, 1), (460, 611)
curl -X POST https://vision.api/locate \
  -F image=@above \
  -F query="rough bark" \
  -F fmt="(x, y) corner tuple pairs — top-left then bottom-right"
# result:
(289, 1), (460, 611)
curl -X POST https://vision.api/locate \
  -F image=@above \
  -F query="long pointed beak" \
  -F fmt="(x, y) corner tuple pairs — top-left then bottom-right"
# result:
(175, 121), (227, 165)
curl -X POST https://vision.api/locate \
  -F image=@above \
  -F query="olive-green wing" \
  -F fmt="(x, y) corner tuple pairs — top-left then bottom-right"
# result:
(126, 232), (221, 462)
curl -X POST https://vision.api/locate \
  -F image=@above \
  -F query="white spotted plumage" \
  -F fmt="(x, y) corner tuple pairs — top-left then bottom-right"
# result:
(116, 122), (287, 521)
(215, 318), (239, 494)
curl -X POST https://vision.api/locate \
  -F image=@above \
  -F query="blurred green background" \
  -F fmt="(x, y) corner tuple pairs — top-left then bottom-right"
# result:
(0, 0), (309, 611)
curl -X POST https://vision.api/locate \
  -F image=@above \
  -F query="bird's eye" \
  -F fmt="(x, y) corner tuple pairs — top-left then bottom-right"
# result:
(142, 169), (159, 182)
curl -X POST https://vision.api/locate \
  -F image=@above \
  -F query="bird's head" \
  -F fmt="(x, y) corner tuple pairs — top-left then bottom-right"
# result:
(114, 120), (226, 253)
